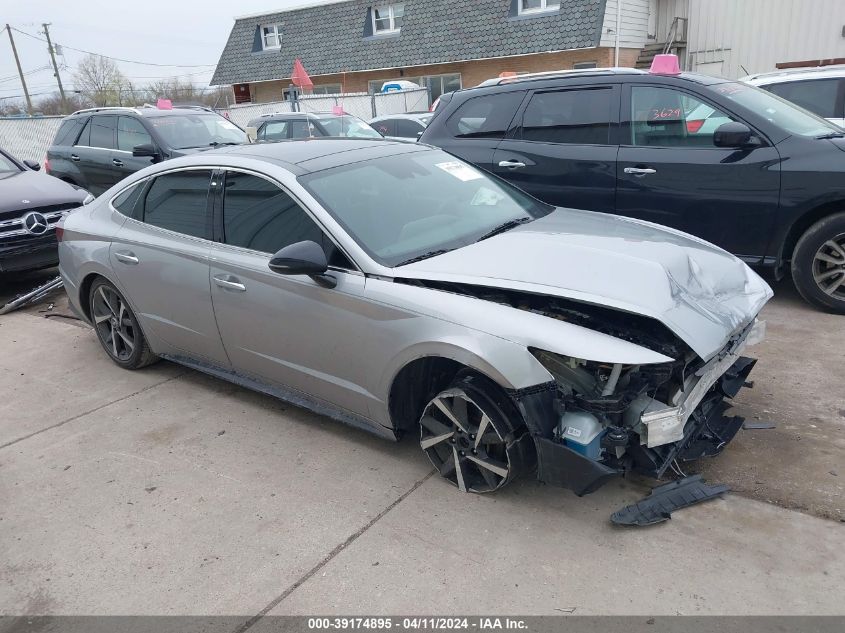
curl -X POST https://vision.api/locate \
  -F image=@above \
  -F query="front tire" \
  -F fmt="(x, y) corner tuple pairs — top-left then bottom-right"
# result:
(89, 278), (158, 369)
(791, 212), (845, 313)
(419, 374), (534, 493)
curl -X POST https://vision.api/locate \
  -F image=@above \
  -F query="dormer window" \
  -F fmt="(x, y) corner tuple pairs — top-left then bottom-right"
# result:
(373, 3), (404, 34)
(261, 23), (283, 49)
(518, 0), (560, 14)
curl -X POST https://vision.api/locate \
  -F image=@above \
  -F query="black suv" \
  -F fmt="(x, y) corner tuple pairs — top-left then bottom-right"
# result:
(46, 106), (246, 196)
(420, 67), (845, 312)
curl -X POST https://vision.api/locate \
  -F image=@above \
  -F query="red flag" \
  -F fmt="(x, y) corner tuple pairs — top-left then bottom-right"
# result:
(291, 58), (314, 89)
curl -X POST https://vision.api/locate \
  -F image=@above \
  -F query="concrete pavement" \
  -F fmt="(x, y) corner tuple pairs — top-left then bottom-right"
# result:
(1, 300), (844, 617)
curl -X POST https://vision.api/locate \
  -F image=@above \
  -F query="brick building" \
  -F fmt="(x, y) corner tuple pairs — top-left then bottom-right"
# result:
(211, 0), (652, 104)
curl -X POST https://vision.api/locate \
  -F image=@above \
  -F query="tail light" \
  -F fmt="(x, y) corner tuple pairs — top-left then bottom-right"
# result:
(686, 120), (705, 134)
(44, 157), (51, 174)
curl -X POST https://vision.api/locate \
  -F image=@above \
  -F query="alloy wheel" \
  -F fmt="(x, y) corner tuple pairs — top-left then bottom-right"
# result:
(92, 285), (136, 362)
(420, 388), (511, 493)
(812, 234), (845, 299)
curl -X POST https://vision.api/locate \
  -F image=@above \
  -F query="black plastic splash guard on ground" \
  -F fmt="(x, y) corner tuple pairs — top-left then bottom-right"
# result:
(611, 474), (729, 527)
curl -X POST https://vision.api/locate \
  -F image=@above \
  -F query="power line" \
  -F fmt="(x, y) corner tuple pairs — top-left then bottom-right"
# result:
(9, 26), (217, 68)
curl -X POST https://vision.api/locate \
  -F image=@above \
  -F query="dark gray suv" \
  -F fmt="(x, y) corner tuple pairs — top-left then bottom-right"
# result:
(46, 106), (246, 195)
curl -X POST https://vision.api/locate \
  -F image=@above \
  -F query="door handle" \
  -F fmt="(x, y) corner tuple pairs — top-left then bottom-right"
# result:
(70, 154), (80, 162)
(114, 252), (139, 265)
(112, 158), (124, 167)
(498, 160), (526, 170)
(624, 167), (657, 176)
(213, 276), (246, 292)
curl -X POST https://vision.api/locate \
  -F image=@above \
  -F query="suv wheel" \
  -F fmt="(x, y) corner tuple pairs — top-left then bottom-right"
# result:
(419, 374), (534, 493)
(89, 278), (158, 369)
(791, 212), (845, 313)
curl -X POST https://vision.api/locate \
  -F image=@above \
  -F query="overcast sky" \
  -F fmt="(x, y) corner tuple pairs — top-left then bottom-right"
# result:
(1, 0), (313, 105)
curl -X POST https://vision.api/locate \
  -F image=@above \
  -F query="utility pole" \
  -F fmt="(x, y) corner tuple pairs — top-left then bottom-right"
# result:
(5, 24), (33, 114)
(42, 23), (67, 112)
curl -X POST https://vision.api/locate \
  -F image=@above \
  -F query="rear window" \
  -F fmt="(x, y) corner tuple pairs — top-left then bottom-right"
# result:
(112, 182), (145, 219)
(764, 78), (843, 120)
(53, 118), (85, 146)
(446, 92), (524, 139)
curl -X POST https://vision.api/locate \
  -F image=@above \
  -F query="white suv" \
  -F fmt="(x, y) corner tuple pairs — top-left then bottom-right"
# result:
(743, 66), (845, 128)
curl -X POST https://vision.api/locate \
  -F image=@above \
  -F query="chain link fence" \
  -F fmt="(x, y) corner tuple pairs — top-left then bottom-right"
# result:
(0, 88), (430, 165)
(217, 88), (430, 128)
(0, 116), (64, 164)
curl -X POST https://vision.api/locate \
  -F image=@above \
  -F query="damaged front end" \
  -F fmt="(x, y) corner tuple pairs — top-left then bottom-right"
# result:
(514, 317), (765, 497)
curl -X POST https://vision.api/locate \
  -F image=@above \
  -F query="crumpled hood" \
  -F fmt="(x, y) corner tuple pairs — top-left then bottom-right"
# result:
(396, 208), (773, 361)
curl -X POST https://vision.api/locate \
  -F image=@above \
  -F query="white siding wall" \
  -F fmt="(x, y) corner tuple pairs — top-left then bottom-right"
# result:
(684, 0), (845, 79)
(600, 0), (653, 49)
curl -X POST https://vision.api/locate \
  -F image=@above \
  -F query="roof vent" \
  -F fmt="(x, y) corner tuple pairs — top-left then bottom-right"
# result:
(650, 54), (681, 75)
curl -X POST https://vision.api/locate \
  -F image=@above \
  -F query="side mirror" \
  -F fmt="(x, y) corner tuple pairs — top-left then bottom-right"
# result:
(23, 159), (41, 171)
(245, 126), (258, 143)
(132, 143), (160, 158)
(269, 240), (335, 287)
(713, 122), (758, 148)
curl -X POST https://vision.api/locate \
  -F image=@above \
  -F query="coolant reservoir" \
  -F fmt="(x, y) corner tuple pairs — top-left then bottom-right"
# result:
(559, 410), (604, 460)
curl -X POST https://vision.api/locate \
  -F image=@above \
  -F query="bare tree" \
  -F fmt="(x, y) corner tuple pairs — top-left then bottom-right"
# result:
(139, 78), (232, 108)
(0, 101), (25, 116)
(72, 54), (127, 107)
(34, 92), (90, 115)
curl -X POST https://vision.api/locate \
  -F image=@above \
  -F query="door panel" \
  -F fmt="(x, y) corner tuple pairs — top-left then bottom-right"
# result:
(616, 85), (781, 259)
(109, 169), (230, 366)
(491, 85), (619, 211)
(74, 116), (119, 195)
(209, 170), (375, 419)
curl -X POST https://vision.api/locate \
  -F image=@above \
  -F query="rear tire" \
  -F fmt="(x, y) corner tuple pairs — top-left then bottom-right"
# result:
(419, 373), (535, 493)
(791, 212), (845, 313)
(88, 278), (158, 369)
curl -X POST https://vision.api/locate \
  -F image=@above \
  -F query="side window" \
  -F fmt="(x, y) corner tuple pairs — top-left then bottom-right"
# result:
(111, 182), (145, 220)
(117, 117), (153, 152)
(289, 120), (314, 138)
(54, 118), (85, 146)
(89, 116), (116, 149)
(262, 121), (289, 141)
(520, 87), (613, 144)
(630, 86), (736, 147)
(75, 118), (92, 146)
(765, 79), (842, 119)
(446, 91), (524, 138)
(143, 170), (212, 239)
(395, 119), (422, 138)
(222, 172), (351, 268)
(373, 119), (396, 136)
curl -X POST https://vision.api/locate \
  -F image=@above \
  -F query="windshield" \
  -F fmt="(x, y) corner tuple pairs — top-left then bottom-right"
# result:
(713, 82), (841, 137)
(300, 150), (551, 267)
(149, 114), (246, 149)
(0, 152), (20, 173)
(316, 116), (383, 138)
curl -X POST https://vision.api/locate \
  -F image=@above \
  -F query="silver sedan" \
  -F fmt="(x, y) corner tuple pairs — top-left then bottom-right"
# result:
(58, 139), (772, 496)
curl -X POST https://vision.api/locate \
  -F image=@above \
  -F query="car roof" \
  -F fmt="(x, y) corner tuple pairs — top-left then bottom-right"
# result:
(208, 137), (431, 174)
(742, 65), (845, 85)
(370, 112), (432, 122)
(250, 112), (359, 121)
(66, 106), (220, 119)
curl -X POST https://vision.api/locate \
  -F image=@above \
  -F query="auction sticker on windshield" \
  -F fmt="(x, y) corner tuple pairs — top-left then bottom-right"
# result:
(435, 161), (483, 182)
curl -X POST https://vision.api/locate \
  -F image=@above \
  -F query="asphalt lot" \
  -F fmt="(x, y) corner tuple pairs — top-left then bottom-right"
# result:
(1, 270), (843, 617)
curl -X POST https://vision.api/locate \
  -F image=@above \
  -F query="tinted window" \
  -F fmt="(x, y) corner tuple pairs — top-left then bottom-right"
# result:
(112, 182), (145, 219)
(765, 79), (842, 119)
(117, 116), (153, 152)
(372, 119), (396, 137)
(446, 92), (524, 138)
(290, 120), (315, 138)
(75, 118), (91, 146)
(396, 119), (423, 137)
(521, 88), (613, 144)
(222, 172), (350, 267)
(143, 170), (211, 238)
(260, 120), (289, 141)
(630, 86), (736, 147)
(89, 116), (116, 149)
(54, 118), (85, 146)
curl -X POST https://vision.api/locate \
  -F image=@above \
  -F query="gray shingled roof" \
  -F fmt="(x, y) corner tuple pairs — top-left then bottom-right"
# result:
(211, 0), (607, 85)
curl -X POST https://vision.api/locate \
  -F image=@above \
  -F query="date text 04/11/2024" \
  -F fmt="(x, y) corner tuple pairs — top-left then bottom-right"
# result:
(307, 617), (529, 630)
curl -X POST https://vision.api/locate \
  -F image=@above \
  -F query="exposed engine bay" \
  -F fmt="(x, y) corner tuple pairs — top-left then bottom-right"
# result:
(398, 279), (764, 495)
